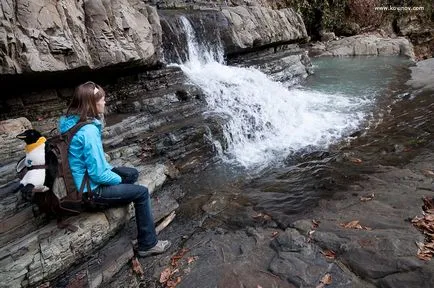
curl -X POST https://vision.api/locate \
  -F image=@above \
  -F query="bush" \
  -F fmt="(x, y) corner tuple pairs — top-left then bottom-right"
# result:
(347, 0), (384, 30)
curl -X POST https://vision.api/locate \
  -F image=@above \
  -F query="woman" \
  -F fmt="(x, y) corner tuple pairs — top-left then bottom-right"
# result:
(58, 81), (171, 257)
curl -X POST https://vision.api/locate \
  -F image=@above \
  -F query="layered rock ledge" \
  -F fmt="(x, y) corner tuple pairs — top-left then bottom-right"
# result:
(0, 0), (162, 74)
(308, 34), (415, 59)
(1, 1), (308, 74)
(0, 160), (178, 288)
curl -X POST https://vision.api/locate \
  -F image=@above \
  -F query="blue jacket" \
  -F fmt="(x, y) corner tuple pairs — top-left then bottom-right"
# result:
(58, 115), (121, 192)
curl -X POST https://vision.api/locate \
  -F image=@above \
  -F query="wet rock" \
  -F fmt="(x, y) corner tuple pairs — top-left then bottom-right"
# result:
(343, 248), (420, 279)
(378, 270), (434, 288)
(160, 6), (308, 62)
(142, 227), (293, 288)
(270, 228), (307, 252)
(406, 58), (434, 91)
(152, 187), (179, 223)
(304, 158), (434, 286)
(268, 228), (363, 287)
(307, 42), (327, 57)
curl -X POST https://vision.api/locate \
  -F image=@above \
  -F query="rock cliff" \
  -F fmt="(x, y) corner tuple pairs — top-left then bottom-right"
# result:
(0, 0), (163, 74)
(0, 0), (307, 74)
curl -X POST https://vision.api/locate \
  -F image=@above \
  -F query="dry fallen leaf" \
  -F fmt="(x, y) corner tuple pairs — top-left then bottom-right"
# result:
(307, 230), (315, 243)
(320, 273), (332, 284)
(422, 170), (434, 177)
(321, 249), (336, 260)
(360, 193), (375, 202)
(412, 197), (434, 261)
(253, 213), (271, 221)
(166, 276), (182, 288)
(350, 157), (363, 164)
(171, 248), (189, 267)
(417, 251), (432, 261)
(315, 273), (332, 288)
(425, 241), (434, 249)
(271, 231), (279, 238)
(340, 220), (362, 229)
(412, 215), (424, 223)
(312, 219), (320, 228)
(131, 257), (144, 276)
(159, 267), (172, 283)
(339, 220), (372, 230)
(187, 256), (198, 264)
(423, 196), (434, 211)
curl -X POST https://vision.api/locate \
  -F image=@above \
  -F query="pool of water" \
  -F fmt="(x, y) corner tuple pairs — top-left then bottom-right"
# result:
(173, 56), (427, 229)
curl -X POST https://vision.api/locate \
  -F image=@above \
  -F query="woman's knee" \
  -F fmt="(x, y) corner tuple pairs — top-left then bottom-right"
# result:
(130, 169), (139, 183)
(137, 185), (149, 201)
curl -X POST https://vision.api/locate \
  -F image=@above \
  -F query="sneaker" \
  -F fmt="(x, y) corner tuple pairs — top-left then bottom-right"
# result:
(138, 240), (171, 257)
(131, 239), (138, 248)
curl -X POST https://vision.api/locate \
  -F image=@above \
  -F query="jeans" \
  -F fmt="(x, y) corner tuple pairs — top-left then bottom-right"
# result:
(91, 167), (158, 250)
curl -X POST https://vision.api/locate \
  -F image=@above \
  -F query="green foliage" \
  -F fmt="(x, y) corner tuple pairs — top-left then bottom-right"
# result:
(282, 0), (349, 38)
(276, 0), (432, 39)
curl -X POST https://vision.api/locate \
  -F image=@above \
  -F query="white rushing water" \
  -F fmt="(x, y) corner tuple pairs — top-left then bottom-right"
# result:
(176, 17), (373, 169)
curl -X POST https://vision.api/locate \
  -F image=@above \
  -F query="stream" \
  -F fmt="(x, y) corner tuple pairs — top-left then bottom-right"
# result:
(167, 18), (416, 229)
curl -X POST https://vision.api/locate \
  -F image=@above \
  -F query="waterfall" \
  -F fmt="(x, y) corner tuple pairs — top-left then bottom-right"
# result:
(176, 17), (372, 169)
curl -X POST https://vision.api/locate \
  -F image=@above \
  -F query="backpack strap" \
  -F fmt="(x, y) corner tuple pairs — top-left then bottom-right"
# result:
(61, 121), (92, 143)
(79, 171), (93, 200)
(61, 121), (93, 196)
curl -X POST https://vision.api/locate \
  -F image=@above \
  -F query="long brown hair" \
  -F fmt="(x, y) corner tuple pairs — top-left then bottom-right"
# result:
(67, 81), (105, 121)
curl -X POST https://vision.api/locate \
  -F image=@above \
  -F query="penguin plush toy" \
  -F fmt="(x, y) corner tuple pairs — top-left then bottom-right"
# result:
(16, 129), (49, 200)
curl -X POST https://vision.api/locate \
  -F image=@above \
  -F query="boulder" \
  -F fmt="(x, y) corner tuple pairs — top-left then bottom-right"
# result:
(406, 58), (434, 91)
(311, 34), (415, 59)
(0, 118), (32, 135)
(320, 31), (335, 42)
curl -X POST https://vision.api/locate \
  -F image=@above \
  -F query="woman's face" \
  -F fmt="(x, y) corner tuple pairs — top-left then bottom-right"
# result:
(96, 96), (106, 114)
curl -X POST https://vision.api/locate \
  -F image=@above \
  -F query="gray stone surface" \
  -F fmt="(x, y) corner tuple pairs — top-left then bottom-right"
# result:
(221, 6), (307, 50)
(1, 1), (308, 74)
(0, 0), (162, 74)
(0, 160), (175, 287)
(160, 6), (308, 63)
(406, 58), (434, 91)
(306, 153), (434, 287)
(58, 235), (134, 288)
(309, 34), (415, 59)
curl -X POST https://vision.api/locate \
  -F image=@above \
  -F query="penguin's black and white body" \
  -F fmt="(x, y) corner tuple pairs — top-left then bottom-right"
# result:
(16, 129), (49, 195)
